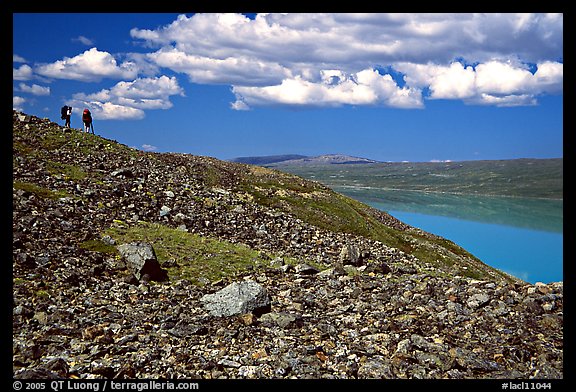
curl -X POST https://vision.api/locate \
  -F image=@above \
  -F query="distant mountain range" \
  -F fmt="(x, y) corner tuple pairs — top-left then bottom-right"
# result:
(231, 154), (380, 166)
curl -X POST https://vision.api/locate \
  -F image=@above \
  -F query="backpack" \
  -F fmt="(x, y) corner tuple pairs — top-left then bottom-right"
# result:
(61, 106), (68, 120)
(83, 109), (92, 123)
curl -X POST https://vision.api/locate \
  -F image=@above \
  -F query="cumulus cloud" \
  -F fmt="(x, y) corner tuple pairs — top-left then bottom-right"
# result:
(131, 13), (562, 67)
(90, 102), (146, 121)
(231, 68), (423, 109)
(110, 75), (185, 99)
(474, 93), (537, 107)
(18, 13), (561, 118)
(13, 64), (33, 81)
(396, 59), (563, 106)
(17, 83), (51, 96)
(13, 54), (27, 63)
(35, 47), (139, 82)
(147, 47), (293, 86)
(13, 96), (26, 111)
(397, 62), (477, 99)
(129, 13), (562, 109)
(69, 76), (184, 120)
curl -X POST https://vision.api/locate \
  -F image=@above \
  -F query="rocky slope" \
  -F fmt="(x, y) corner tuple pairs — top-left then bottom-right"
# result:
(12, 111), (563, 379)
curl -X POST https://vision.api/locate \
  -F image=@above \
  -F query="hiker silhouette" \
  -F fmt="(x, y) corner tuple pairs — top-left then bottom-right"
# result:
(61, 105), (72, 128)
(82, 108), (94, 134)
(66, 106), (72, 128)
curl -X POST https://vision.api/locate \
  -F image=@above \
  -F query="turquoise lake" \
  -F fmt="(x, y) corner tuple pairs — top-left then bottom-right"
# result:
(333, 187), (563, 284)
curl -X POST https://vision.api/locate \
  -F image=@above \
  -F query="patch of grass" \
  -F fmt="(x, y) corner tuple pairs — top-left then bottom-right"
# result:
(201, 164), (227, 188)
(103, 221), (287, 284)
(244, 181), (408, 250)
(79, 239), (118, 254)
(13, 180), (70, 200)
(35, 290), (50, 299)
(37, 128), (73, 151)
(13, 140), (33, 157)
(47, 161), (88, 181)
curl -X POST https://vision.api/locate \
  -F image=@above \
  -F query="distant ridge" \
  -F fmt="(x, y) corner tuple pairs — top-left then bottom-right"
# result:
(232, 153), (380, 166)
(273, 157), (563, 200)
(231, 154), (308, 165)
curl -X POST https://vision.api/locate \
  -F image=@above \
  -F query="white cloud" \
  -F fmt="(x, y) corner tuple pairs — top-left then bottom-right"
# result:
(80, 101), (145, 121)
(431, 63), (476, 99)
(13, 54), (27, 63)
(18, 83), (51, 96)
(13, 64), (33, 81)
(21, 13), (560, 117)
(35, 47), (139, 82)
(132, 13), (563, 66)
(13, 96), (26, 111)
(230, 99), (250, 111)
(396, 59), (563, 106)
(147, 47), (293, 86)
(533, 61), (563, 93)
(474, 93), (537, 107)
(73, 36), (95, 46)
(69, 76), (184, 119)
(355, 69), (423, 108)
(141, 144), (158, 152)
(474, 61), (534, 95)
(110, 75), (184, 99)
(232, 68), (423, 109)
(129, 13), (562, 108)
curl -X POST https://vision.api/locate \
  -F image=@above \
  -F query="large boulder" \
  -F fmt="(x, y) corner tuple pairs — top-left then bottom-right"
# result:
(200, 280), (271, 317)
(117, 242), (168, 282)
(339, 244), (366, 266)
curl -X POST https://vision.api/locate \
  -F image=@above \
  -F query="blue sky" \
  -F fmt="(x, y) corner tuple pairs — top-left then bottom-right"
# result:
(13, 13), (563, 162)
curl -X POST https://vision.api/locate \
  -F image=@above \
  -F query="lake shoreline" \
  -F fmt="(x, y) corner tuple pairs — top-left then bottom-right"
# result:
(331, 184), (564, 202)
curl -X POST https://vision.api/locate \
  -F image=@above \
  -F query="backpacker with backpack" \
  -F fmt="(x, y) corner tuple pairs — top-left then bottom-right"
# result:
(82, 109), (94, 134)
(61, 105), (68, 120)
(82, 109), (92, 123)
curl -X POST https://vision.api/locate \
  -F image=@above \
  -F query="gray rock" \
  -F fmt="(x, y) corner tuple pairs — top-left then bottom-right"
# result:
(117, 242), (168, 282)
(339, 244), (364, 266)
(357, 357), (395, 378)
(449, 347), (500, 371)
(200, 280), (271, 317)
(110, 168), (134, 177)
(467, 292), (491, 309)
(160, 205), (171, 217)
(17, 114), (31, 123)
(269, 257), (284, 268)
(295, 263), (319, 275)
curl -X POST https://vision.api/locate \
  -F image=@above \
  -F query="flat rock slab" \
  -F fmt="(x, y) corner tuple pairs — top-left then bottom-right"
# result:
(201, 280), (271, 317)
